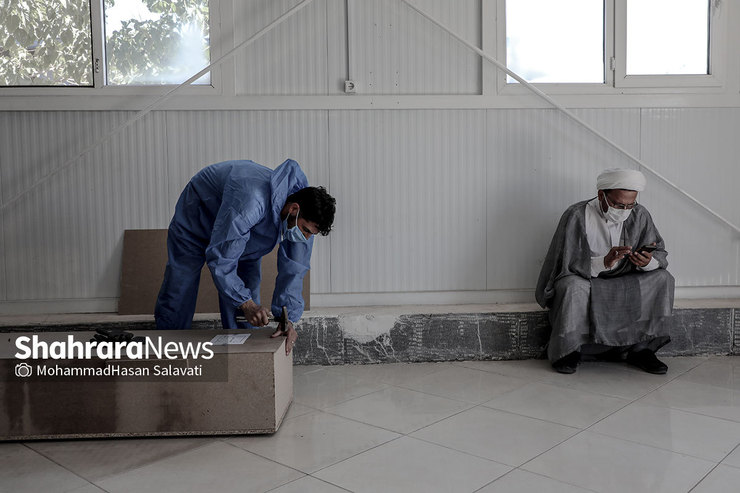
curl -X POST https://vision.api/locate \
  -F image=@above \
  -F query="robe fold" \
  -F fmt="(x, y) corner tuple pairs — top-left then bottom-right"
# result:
(535, 200), (674, 362)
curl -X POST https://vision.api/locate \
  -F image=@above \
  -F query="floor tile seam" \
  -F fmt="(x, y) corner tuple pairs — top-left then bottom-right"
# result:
(435, 361), (539, 380)
(390, 377), (531, 405)
(460, 403), (585, 432)
(586, 428), (730, 464)
(484, 379), (636, 404)
(311, 385), (396, 410)
(670, 375), (740, 394)
(467, 464), (517, 493)
(83, 438), (226, 485)
(395, 433), (520, 469)
(478, 400), (615, 430)
(513, 398), (645, 473)
(543, 360), (691, 400)
(448, 361), (552, 382)
(577, 377), (684, 434)
(401, 403), (501, 436)
(321, 400), (480, 436)
(324, 363), (452, 381)
(622, 395), (740, 426)
(515, 429), (716, 493)
(381, 381), (493, 404)
(305, 475), (355, 493)
(534, 380), (652, 400)
(262, 474), (355, 493)
(19, 441), (127, 489)
(67, 484), (112, 493)
(307, 435), (407, 476)
(472, 467), (600, 493)
(316, 406), (437, 435)
(386, 382), (492, 404)
(219, 439), (314, 477)
(293, 383), (392, 410)
(631, 400), (740, 433)
(687, 462), (731, 493)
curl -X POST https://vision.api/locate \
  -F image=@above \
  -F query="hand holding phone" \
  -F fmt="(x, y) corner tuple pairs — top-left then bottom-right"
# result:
(636, 244), (657, 254)
(630, 243), (656, 267)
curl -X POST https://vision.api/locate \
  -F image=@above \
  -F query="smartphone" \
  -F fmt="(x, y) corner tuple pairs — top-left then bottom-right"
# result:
(636, 244), (657, 254)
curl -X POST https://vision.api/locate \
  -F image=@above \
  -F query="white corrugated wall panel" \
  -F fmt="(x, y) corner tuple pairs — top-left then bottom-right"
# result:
(0, 111), (169, 301)
(639, 108), (740, 286)
(165, 110), (332, 293)
(350, 0), (481, 95)
(233, 0), (331, 95)
(0, 160), (5, 301)
(329, 109), (487, 293)
(486, 108), (642, 290)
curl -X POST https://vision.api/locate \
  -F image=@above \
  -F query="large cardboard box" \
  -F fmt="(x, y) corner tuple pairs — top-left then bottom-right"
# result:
(1, 329), (292, 440)
(118, 229), (309, 315)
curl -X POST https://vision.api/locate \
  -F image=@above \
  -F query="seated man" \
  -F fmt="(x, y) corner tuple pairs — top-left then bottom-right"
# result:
(154, 159), (336, 355)
(535, 168), (674, 374)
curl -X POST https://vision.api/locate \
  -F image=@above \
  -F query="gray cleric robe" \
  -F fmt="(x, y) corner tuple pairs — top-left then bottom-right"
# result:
(535, 199), (674, 363)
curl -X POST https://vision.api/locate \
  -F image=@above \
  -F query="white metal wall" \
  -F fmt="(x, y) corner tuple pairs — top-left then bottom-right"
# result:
(329, 109), (487, 293)
(0, 111), (169, 307)
(348, 0), (481, 94)
(1, 0), (739, 313)
(234, 0), (335, 95)
(1, 106), (738, 312)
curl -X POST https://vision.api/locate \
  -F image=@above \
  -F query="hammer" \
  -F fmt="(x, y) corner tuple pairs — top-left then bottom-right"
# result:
(235, 305), (288, 326)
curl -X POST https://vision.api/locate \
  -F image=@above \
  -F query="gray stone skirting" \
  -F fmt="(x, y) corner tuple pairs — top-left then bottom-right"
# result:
(1, 307), (737, 365)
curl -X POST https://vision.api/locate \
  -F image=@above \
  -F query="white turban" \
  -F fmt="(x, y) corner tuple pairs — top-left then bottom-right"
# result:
(596, 168), (646, 191)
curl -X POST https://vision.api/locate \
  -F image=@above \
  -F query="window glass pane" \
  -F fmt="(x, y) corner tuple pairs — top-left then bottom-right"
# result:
(506, 0), (604, 83)
(104, 0), (209, 85)
(0, 0), (93, 86)
(627, 0), (709, 75)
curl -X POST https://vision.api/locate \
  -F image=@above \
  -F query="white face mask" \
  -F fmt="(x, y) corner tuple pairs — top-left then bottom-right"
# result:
(601, 193), (633, 223)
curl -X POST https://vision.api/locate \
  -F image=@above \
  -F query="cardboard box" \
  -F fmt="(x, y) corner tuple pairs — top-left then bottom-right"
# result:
(118, 229), (309, 315)
(0, 329), (292, 440)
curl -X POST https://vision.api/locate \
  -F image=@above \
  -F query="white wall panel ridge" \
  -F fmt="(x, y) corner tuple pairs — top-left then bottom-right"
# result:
(234, 0), (331, 95)
(348, 0), (482, 95)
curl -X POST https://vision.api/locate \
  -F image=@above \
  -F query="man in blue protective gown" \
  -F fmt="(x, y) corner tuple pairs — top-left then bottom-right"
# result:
(154, 159), (336, 354)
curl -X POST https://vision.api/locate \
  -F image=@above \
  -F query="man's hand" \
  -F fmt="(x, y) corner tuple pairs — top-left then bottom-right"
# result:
(628, 242), (656, 268)
(270, 321), (298, 355)
(604, 246), (632, 269)
(239, 300), (270, 326)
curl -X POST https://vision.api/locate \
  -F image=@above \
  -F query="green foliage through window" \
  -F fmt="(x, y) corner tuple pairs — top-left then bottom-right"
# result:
(0, 0), (93, 86)
(105, 0), (209, 85)
(0, 0), (210, 87)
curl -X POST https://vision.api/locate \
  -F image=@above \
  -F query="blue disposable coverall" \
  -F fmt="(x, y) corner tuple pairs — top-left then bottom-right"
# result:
(154, 159), (313, 329)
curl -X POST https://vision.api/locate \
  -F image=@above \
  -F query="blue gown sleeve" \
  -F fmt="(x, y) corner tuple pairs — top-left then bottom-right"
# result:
(272, 236), (313, 323)
(205, 185), (265, 308)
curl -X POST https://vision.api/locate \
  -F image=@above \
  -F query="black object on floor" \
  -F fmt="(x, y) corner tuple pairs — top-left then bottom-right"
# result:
(552, 351), (581, 374)
(625, 349), (668, 375)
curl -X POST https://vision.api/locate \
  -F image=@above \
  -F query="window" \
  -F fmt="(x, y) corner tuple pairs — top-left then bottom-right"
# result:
(625, 0), (709, 76)
(0, 0), (94, 86)
(0, 0), (210, 87)
(505, 0), (604, 84)
(503, 0), (722, 89)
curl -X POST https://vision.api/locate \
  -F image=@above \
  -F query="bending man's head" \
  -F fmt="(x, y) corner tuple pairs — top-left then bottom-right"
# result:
(283, 186), (336, 237)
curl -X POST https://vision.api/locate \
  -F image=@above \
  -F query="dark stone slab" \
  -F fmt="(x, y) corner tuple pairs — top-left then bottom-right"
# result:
(663, 308), (732, 356)
(516, 312), (551, 359)
(292, 318), (344, 365)
(343, 316), (414, 364)
(1, 306), (735, 364)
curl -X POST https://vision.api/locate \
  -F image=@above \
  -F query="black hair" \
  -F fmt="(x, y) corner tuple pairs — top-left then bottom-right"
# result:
(286, 186), (336, 236)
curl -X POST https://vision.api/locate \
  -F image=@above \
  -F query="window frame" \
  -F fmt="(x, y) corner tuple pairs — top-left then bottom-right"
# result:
(0, 0), (221, 96)
(495, 0), (725, 94)
(613, 0), (725, 88)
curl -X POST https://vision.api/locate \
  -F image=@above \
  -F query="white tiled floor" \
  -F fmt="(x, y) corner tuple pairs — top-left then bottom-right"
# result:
(4, 355), (740, 493)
